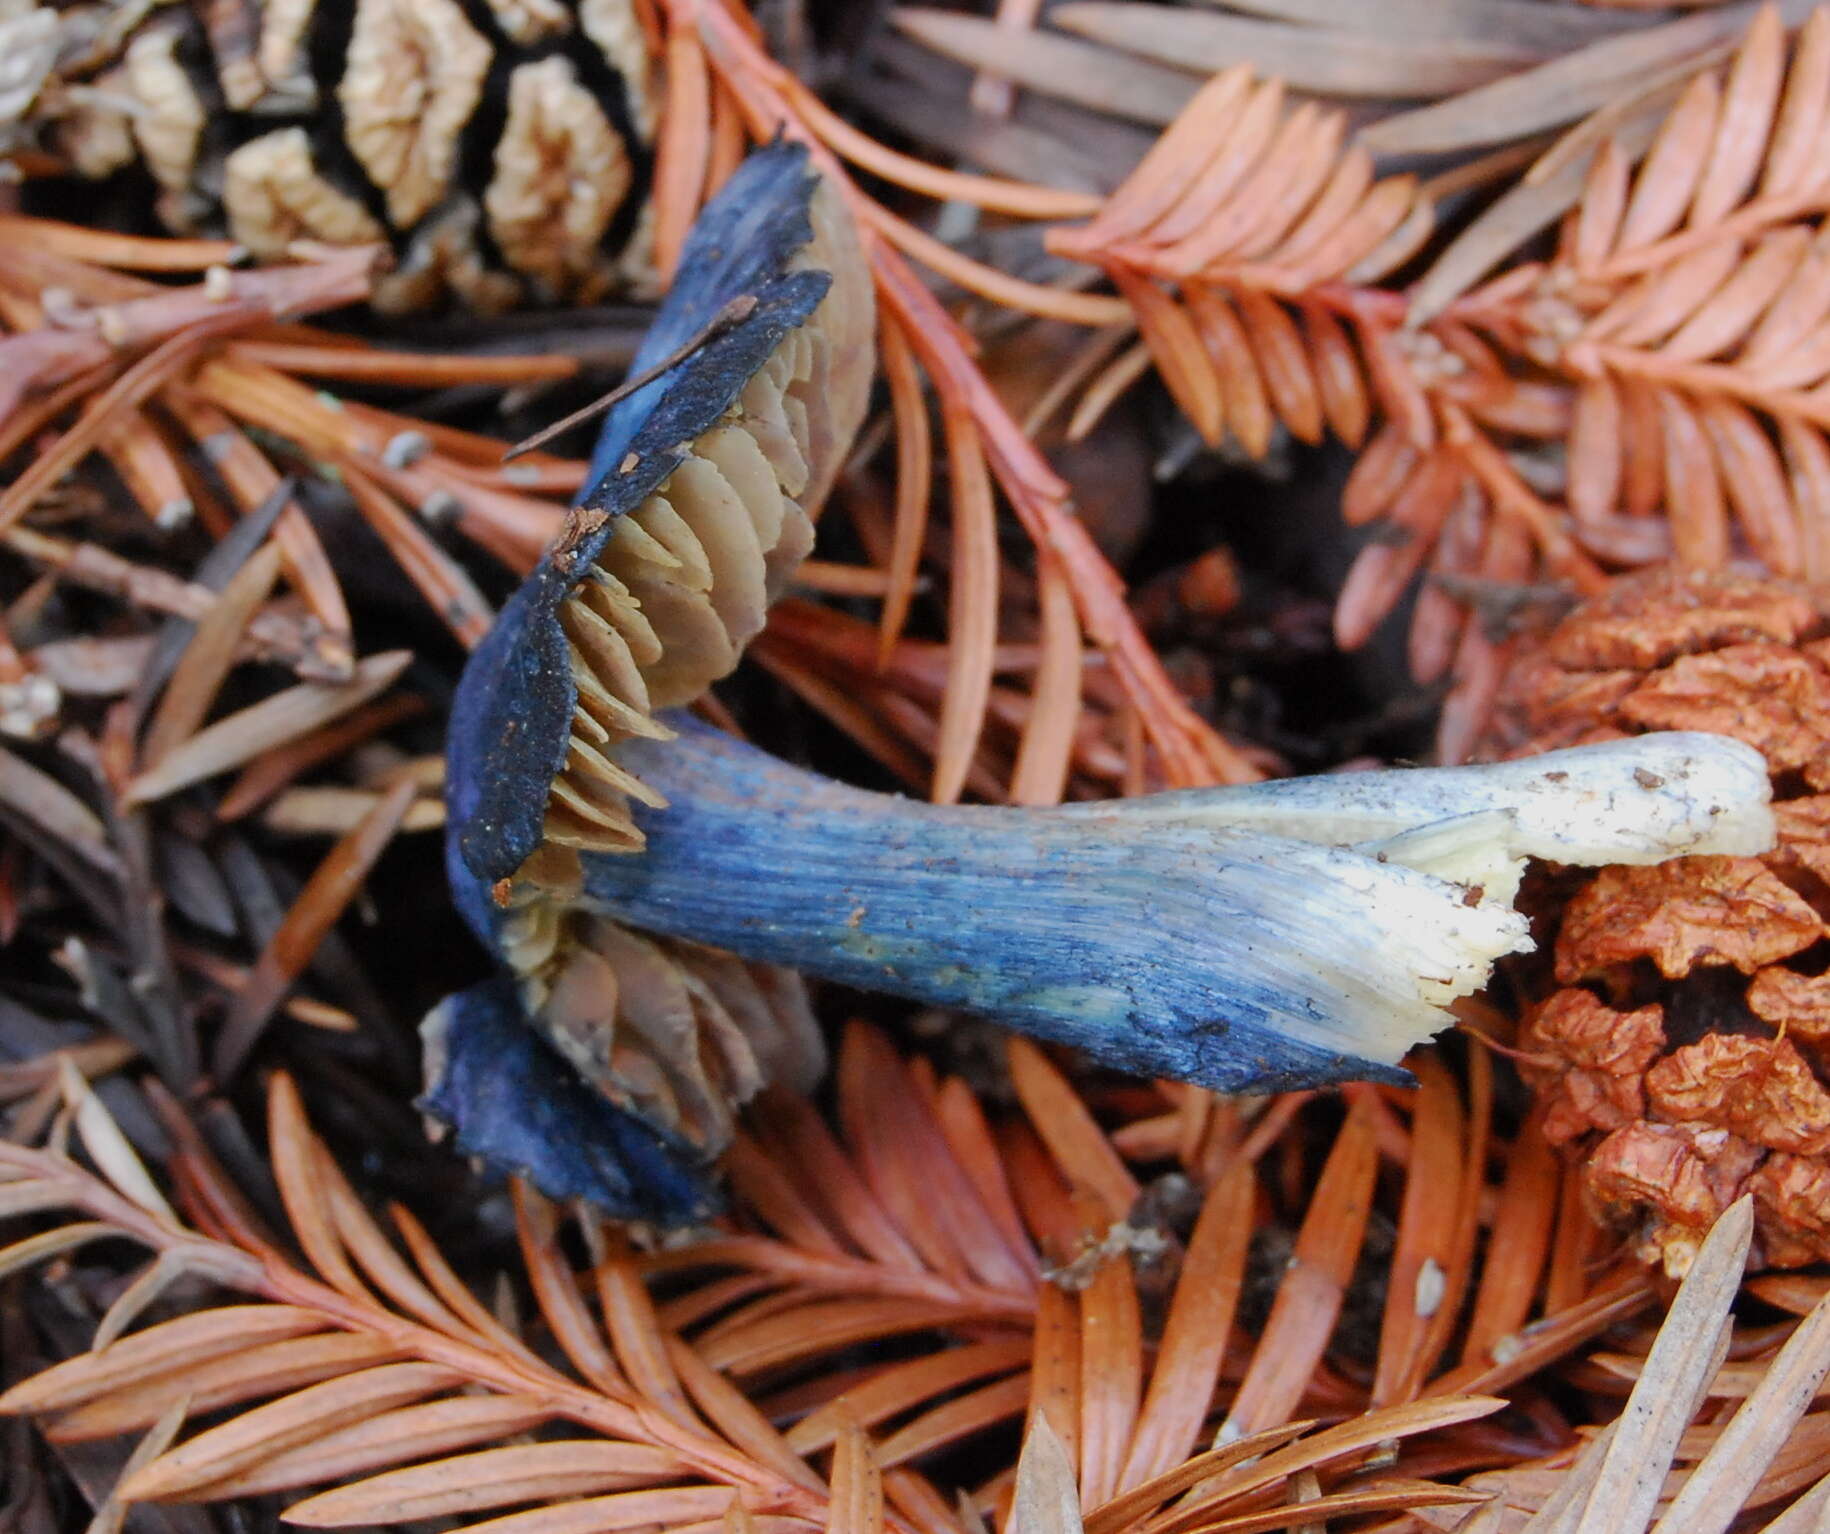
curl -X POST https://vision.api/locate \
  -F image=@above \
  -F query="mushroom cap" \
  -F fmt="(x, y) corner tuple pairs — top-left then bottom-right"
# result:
(420, 975), (720, 1224)
(445, 141), (833, 914)
(428, 142), (866, 1208)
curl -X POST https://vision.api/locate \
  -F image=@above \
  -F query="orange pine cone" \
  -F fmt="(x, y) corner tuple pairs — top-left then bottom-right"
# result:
(1489, 565), (1830, 1273)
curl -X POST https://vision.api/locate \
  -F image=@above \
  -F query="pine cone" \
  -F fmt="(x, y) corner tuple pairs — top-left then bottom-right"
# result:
(17, 0), (657, 310)
(1491, 566), (1830, 1274)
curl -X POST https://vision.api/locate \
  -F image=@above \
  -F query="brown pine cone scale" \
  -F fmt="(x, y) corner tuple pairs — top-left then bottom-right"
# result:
(1493, 567), (1830, 1272)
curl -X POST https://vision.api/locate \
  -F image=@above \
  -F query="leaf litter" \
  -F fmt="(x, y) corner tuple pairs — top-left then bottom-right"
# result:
(8, 4), (1830, 1534)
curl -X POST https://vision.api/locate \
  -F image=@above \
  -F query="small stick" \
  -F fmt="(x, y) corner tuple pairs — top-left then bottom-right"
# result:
(501, 295), (757, 462)
(2, 523), (348, 680)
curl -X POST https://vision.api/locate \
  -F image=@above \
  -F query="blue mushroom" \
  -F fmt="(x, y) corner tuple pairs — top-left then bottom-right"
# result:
(426, 143), (1777, 1224)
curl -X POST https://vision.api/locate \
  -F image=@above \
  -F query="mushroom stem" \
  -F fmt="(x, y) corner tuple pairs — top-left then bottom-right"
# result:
(569, 720), (1773, 1092)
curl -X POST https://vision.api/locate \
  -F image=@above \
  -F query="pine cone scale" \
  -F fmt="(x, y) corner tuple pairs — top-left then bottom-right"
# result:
(1495, 566), (1830, 1271)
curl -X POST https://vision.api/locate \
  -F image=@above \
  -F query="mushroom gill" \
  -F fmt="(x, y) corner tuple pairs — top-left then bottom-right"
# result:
(432, 141), (873, 1179)
(538, 155), (873, 862)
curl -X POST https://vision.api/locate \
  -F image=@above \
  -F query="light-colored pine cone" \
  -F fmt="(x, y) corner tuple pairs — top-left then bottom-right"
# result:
(7, 0), (659, 310)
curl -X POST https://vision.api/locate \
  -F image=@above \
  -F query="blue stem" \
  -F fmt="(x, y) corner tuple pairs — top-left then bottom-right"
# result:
(566, 716), (1423, 1093)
